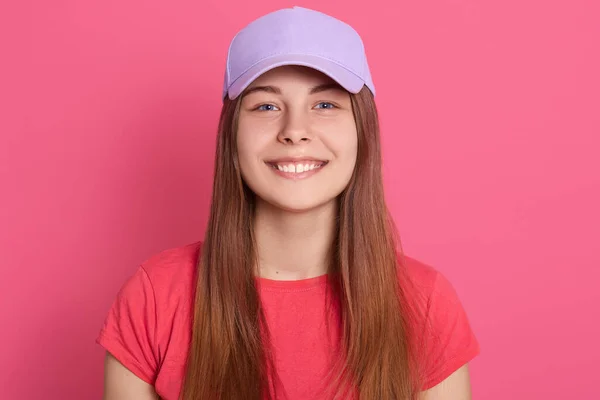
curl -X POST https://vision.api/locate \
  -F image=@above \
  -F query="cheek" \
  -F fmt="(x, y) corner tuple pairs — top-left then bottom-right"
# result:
(237, 117), (277, 152)
(326, 121), (358, 163)
(237, 123), (264, 160)
(236, 137), (258, 184)
(236, 123), (274, 184)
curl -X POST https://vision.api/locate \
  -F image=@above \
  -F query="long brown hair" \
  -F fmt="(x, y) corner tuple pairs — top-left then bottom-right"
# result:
(181, 86), (422, 399)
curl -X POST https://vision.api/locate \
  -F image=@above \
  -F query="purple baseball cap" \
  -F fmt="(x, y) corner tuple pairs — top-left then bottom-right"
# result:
(222, 6), (376, 100)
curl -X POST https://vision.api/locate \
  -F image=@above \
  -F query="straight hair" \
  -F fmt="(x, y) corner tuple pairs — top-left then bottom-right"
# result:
(181, 86), (422, 399)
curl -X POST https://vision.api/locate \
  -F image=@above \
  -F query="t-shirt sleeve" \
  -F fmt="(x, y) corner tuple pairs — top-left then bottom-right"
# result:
(419, 270), (480, 390)
(96, 266), (159, 385)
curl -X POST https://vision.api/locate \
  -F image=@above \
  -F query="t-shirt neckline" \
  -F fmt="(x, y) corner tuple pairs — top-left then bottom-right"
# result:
(255, 273), (330, 291)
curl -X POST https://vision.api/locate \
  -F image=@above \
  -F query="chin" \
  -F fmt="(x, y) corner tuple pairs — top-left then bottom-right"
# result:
(260, 195), (337, 214)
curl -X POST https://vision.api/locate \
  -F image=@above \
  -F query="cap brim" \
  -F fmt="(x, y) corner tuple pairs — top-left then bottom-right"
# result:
(226, 54), (365, 100)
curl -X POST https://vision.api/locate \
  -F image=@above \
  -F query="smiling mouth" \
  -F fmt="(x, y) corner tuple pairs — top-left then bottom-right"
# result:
(266, 160), (329, 174)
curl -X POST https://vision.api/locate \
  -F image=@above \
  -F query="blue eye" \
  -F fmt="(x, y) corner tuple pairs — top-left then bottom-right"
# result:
(314, 102), (336, 109)
(256, 104), (279, 111)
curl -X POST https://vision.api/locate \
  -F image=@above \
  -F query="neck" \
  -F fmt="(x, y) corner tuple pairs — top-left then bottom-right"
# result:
(253, 199), (337, 281)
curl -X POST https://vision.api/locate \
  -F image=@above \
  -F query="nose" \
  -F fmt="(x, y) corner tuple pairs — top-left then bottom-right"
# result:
(277, 108), (312, 144)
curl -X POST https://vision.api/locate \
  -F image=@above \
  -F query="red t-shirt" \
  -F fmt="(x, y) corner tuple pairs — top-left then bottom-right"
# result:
(96, 241), (480, 399)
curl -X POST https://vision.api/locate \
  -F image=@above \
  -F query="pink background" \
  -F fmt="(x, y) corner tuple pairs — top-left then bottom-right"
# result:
(2, 0), (599, 398)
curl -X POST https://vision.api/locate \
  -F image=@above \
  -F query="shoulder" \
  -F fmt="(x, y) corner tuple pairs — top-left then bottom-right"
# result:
(105, 240), (201, 322)
(96, 240), (203, 384)
(397, 253), (441, 312)
(138, 240), (201, 300)
(398, 253), (481, 390)
(400, 254), (440, 290)
(399, 253), (469, 314)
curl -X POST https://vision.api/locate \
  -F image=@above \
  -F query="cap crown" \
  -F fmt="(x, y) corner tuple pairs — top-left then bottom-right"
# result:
(223, 7), (375, 98)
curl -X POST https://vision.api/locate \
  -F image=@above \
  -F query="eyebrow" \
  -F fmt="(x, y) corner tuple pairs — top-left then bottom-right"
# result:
(242, 82), (344, 97)
(309, 83), (343, 94)
(243, 85), (281, 96)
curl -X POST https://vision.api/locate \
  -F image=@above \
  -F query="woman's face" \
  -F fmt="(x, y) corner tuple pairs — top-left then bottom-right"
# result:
(236, 66), (358, 213)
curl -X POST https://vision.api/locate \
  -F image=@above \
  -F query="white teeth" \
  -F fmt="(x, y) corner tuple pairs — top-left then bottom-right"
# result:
(271, 162), (325, 173)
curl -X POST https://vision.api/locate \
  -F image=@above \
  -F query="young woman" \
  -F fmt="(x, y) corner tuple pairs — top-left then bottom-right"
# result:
(98, 6), (480, 400)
